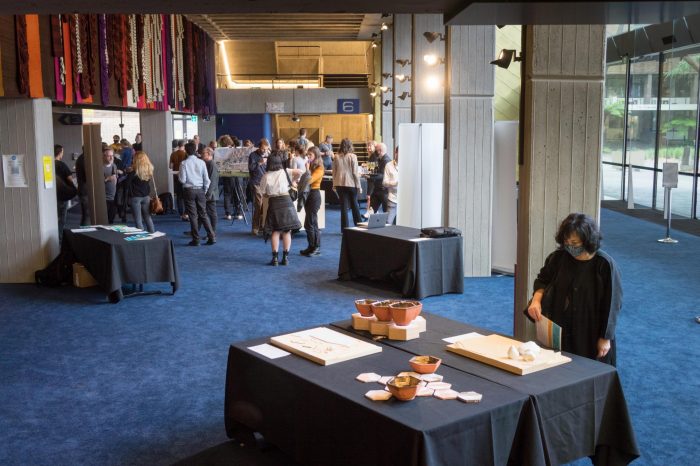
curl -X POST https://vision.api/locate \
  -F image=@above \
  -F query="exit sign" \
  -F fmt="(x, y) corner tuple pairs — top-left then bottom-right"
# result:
(337, 99), (360, 114)
(191, 115), (198, 122)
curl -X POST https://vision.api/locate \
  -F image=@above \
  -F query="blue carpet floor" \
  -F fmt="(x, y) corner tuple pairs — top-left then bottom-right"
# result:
(0, 204), (699, 465)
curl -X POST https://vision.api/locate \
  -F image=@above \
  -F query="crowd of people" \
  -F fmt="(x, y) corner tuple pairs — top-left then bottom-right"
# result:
(54, 128), (401, 266)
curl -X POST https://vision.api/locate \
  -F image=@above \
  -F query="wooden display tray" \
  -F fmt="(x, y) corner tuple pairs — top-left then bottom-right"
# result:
(446, 334), (571, 375)
(270, 327), (382, 366)
(352, 314), (427, 341)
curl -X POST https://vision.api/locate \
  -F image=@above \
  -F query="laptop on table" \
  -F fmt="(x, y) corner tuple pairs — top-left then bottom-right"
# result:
(357, 212), (390, 229)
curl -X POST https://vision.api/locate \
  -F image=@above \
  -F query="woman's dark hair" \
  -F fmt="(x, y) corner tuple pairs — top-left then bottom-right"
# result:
(295, 144), (306, 155)
(308, 147), (323, 171)
(555, 213), (601, 253)
(266, 154), (283, 172)
(339, 138), (354, 155)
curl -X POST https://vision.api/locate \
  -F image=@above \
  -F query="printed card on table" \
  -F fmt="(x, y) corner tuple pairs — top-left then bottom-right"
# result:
(535, 316), (562, 351)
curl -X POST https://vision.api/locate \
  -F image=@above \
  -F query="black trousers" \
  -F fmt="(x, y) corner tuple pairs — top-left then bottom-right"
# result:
(198, 199), (218, 233)
(304, 190), (321, 249)
(184, 188), (214, 241)
(336, 186), (361, 230)
(370, 188), (388, 213)
(106, 200), (117, 224)
(222, 178), (235, 215)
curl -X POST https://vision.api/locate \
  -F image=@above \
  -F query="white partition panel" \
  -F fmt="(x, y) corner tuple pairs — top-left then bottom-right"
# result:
(492, 121), (518, 274)
(397, 123), (444, 228)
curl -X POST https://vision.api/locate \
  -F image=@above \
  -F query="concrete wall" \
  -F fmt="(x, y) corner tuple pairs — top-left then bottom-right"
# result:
(215, 88), (372, 114)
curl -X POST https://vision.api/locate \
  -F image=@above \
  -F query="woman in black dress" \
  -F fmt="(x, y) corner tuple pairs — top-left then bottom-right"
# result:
(527, 213), (622, 366)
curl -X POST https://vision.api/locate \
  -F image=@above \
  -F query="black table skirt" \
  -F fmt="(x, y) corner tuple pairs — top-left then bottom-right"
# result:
(62, 229), (179, 301)
(338, 226), (464, 299)
(331, 313), (640, 466)
(225, 329), (547, 466)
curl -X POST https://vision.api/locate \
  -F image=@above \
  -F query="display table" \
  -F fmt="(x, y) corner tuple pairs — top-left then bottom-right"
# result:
(62, 229), (179, 303)
(338, 226), (464, 299)
(332, 313), (640, 466)
(224, 329), (547, 466)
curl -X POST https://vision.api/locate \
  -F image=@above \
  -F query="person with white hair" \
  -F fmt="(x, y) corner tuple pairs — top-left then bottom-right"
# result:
(369, 142), (392, 215)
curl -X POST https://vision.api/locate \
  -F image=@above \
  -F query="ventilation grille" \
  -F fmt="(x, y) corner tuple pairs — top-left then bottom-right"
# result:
(323, 74), (369, 88)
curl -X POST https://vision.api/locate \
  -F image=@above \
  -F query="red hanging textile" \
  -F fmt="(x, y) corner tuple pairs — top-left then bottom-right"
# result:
(62, 16), (74, 104)
(15, 15), (29, 96)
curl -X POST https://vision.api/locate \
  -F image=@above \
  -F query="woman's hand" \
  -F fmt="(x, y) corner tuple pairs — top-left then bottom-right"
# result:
(597, 339), (611, 358)
(527, 289), (544, 321)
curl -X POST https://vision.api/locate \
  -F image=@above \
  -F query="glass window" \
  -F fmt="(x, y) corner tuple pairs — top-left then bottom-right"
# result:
(602, 61), (627, 200)
(82, 109), (140, 146)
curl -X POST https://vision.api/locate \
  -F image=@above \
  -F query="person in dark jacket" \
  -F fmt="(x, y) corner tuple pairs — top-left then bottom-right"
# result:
(369, 142), (391, 215)
(527, 213), (623, 366)
(248, 138), (270, 236)
(200, 147), (219, 234)
(128, 151), (155, 233)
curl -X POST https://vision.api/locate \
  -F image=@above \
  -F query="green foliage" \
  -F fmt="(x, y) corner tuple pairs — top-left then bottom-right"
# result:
(604, 100), (625, 118)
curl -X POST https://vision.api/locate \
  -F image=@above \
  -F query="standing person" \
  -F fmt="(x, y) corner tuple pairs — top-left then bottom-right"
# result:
(332, 138), (363, 230)
(128, 151), (155, 233)
(116, 139), (134, 222)
(169, 140), (188, 221)
(132, 133), (143, 152)
(75, 152), (91, 226)
(318, 135), (334, 170)
(271, 138), (288, 169)
(103, 148), (119, 224)
(54, 144), (75, 242)
(383, 146), (399, 224)
(208, 140), (217, 151)
(259, 153), (302, 266)
(109, 135), (122, 152)
(297, 128), (309, 148)
(192, 134), (205, 152)
(369, 142), (391, 215)
(363, 140), (379, 217)
(179, 142), (215, 246)
(526, 213), (623, 366)
(300, 147), (324, 256)
(218, 135), (235, 220)
(199, 147), (219, 235)
(248, 138), (270, 236)
(291, 144), (308, 171)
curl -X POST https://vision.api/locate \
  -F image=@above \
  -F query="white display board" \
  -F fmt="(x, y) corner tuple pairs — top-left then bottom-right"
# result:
(491, 121), (518, 274)
(396, 123), (444, 228)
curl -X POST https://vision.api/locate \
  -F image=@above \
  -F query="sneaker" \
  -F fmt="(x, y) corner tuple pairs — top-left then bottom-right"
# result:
(236, 215), (244, 220)
(309, 248), (321, 256)
(224, 214), (233, 220)
(206, 237), (216, 245)
(300, 248), (312, 256)
(181, 215), (189, 221)
(188, 240), (200, 246)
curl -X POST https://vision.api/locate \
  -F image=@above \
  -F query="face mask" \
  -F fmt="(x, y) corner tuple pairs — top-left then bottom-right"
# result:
(564, 244), (586, 257)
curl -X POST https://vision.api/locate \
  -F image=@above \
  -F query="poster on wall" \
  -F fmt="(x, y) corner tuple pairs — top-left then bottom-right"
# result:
(42, 155), (54, 189)
(2, 154), (28, 188)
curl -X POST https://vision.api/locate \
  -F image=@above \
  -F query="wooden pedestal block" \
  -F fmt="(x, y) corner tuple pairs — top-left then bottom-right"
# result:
(352, 313), (377, 331)
(369, 320), (392, 336)
(387, 316), (427, 341)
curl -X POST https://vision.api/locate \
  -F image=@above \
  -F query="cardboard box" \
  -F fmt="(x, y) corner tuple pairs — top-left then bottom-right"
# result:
(73, 263), (97, 288)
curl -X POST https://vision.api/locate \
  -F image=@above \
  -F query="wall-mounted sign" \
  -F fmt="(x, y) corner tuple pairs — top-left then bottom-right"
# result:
(266, 102), (285, 113)
(191, 115), (198, 122)
(337, 99), (360, 114)
(2, 154), (28, 188)
(57, 113), (83, 125)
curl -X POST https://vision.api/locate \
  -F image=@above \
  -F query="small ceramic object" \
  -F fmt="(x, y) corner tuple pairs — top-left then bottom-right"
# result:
(458, 391), (483, 403)
(416, 386), (435, 397)
(365, 389), (393, 401)
(389, 300), (423, 326)
(378, 376), (392, 385)
(507, 345), (520, 360)
(371, 300), (395, 321)
(421, 373), (444, 383)
(398, 371), (423, 378)
(386, 375), (422, 401)
(356, 372), (382, 383)
(433, 389), (459, 400)
(426, 381), (451, 390)
(409, 355), (442, 374)
(355, 299), (376, 317)
(518, 341), (541, 356)
(521, 349), (536, 362)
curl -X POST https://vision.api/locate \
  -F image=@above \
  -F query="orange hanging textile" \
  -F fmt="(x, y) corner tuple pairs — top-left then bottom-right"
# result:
(26, 14), (44, 98)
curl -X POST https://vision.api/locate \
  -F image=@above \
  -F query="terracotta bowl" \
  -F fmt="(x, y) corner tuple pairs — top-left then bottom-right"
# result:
(370, 300), (395, 321)
(386, 375), (422, 401)
(409, 355), (442, 374)
(354, 299), (376, 317)
(389, 301), (423, 326)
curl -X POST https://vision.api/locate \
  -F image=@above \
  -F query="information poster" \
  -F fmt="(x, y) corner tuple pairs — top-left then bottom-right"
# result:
(42, 155), (54, 188)
(2, 154), (28, 188)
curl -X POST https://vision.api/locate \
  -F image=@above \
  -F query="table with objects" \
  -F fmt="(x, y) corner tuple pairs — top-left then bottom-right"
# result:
(62, 228), (179, 303)
(338, 225), (464, 299)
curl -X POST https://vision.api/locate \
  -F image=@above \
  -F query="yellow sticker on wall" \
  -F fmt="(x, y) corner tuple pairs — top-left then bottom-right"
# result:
(43, 155), (54, 189)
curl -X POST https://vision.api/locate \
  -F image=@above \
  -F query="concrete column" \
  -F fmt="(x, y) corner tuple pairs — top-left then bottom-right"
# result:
(514, 25), (606, 340)
(83, 123), (108, 226)
(198, 117), (217, 147)
(140, 110), (174, 196)
(0, 98), (58, 283)
(381, 27), (394, 150)
(393, 14), (413, 140)
(446, 26), (496, 277)
(412, 14), (445, 123)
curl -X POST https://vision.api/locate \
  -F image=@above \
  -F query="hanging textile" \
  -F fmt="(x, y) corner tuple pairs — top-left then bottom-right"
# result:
(0, 40), (4, 97)
(51, 15), (65, 101)
(87, 14), (98, 97)
(160, 14), (169, 110)
(61, 15), (74, 104)
(183, 18), (194, 110)
(98, 14), (109, 105)
(15, 15), (29, 96)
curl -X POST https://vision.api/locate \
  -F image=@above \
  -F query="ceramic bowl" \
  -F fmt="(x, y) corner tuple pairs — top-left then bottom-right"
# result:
(370, 300), (395, 321)
(409, 355), (442, 374)
(389, 301), (423, 326)
(386, 375), (422, 401)
(354, 299), (376, 317)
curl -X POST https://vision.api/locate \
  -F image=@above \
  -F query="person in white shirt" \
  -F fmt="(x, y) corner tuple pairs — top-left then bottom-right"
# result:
(179, 142), (215, 246)
(383, 146), (399, 225)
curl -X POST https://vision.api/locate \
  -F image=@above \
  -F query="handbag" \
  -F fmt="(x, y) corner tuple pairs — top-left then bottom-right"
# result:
(149, 178), (164, 215)
(284, 169), (298, 202)
(419, 227), (462, 238)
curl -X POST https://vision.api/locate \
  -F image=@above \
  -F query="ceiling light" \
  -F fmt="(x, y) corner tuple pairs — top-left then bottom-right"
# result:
(371, 41), (378, 48)
(423, 32), (445, 43)
(423, 54), (445, 66)
(291, 115), (301, 123)
(381, 22), (389, 31)
(490, 49), (523, 69)
(395, 74), (411, 83)
(370, 90), (378, 98)
(395, 59), (411, 67)
(398, 92), (411, 100)
(382, 99), (392, 106)
(380, 85), (391, 92)
(425, 75), (442, 91)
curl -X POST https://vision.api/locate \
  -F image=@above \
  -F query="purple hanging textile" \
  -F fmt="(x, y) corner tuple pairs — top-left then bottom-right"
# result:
(98, 14), (109, 105)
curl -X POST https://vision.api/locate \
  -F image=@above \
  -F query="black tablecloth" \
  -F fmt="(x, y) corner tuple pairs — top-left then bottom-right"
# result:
(225, 329), (546, 466)
(332, 313), (640, 466)
(338, 226), (464, 299)
(62, 229), (179, 302)
(321, 176), (367, 205)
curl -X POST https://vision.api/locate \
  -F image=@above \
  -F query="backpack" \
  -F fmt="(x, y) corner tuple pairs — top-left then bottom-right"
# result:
(35, 251), (74, 287)
(158, 192), (174, 214)
(296, 171), (312, 212)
